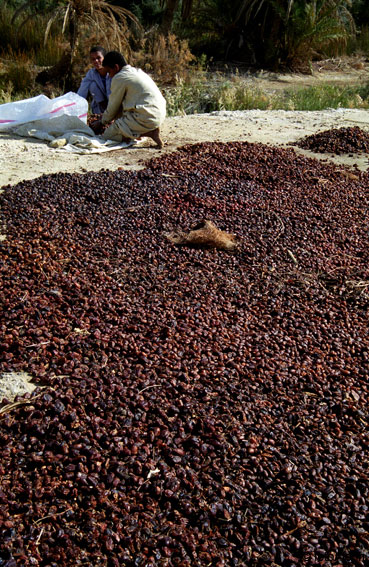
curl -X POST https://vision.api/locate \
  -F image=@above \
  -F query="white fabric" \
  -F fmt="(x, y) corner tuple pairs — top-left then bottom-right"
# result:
(12, 115), (135, 154)
(0, 93), (138, 153)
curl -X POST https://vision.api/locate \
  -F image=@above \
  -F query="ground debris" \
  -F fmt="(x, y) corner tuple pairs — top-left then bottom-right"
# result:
(164, 219), (238, 250)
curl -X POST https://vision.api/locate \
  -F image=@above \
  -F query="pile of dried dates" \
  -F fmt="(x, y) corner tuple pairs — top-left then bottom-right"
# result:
(0, 141), (368, 566)
(295, 126), (369, 154)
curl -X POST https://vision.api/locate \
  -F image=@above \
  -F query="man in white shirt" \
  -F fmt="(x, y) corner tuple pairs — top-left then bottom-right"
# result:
(90, 51), (166, 148)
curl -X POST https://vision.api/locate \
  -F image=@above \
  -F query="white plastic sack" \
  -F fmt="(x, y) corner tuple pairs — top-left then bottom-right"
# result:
(0, 92), (88, 132)
(14, 115), (94, 139)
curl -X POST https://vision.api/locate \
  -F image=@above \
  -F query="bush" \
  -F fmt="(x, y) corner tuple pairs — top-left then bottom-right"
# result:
(134, 33), (196, 85)
(279, 84), (369, 110)
(164, 74), (273, 116)
(0, 50), (35, 95)
(163, 71), (369, 116)
(0, 3), (62, 65)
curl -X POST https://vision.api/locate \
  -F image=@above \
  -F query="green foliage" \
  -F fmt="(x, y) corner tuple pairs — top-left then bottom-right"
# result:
(180, 1), (357, 70)
(163, 73), (369, 116)
(357, 80), (369, 101)
(0, 83), (14, 105)
(119, 0), (163, 26)
(11, 1), (141, 59)
(177, 0), (359, 71)
(7, 0), (58, 8)
(351, 0), (369, 26)
(355, 25), (369, 54)
(1, 0), (368, 104)
(215, 81), (271, 111)
(35, 41), (64, 67)
(273, 83), (369, 110)
(245, 0), (356, 69)
(164, 80), (213, 115)
(5, 0), (143, 91)
(178, 0), (251, 61)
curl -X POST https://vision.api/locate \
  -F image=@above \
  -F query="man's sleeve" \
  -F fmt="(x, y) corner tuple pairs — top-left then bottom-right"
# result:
(106, 75), (112, 98)
(101, 76), (125, 124)
(77, 71), (91, 99)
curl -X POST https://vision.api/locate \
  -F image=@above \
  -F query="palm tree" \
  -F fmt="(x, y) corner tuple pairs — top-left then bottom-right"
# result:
(235, 0), (356, 69)
(180, 0), (355, 69)
(159, 0), (194, 34)
(12, 0), (142, 88)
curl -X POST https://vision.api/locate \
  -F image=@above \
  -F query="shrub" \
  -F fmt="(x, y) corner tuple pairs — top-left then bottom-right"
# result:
(0, 49), (35, 95)
(280, 84), (369, 110)
(134, 33), (196, 85)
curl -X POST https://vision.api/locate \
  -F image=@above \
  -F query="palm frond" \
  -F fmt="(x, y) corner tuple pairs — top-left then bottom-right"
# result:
(43, 7), (65, 45)
(94, 0), (142, 30)
(286, 0), (294, 20)
(237, 0), (267, 25)
(62, 4), (71, 36)
(11, 0), (34, 25)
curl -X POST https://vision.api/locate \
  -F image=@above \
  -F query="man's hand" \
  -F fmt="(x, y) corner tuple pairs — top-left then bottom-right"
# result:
(90, 119), (104, 135)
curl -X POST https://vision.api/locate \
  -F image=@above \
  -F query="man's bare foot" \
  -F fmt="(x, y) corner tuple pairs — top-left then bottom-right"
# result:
(145, 128), (164, 149)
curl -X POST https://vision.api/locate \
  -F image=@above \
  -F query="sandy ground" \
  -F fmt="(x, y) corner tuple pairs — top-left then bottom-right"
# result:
(0, 107), (369, 189)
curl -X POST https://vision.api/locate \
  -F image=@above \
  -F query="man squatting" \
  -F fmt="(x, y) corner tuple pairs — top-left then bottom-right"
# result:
(91, 51), (166, 149)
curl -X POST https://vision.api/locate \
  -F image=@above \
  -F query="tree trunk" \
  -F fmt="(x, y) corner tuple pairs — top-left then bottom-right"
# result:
(160, 0), (179, 35)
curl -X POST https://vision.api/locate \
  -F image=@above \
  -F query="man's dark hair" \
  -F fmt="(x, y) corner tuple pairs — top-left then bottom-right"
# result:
(90, 46), (106, 55)
(103, 51), (128, 69)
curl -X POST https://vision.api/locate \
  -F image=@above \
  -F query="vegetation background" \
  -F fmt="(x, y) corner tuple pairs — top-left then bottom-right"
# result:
(0, 0), (369, 114)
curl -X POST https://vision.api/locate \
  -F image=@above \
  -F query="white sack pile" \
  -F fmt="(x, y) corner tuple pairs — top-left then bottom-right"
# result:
(0, 92), (134, 154)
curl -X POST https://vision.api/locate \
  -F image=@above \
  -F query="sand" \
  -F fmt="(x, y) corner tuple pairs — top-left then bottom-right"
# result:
(0, 108), (369, 190)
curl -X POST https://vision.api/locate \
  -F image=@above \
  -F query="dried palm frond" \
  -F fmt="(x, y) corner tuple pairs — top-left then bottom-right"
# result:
(12, 0), (142, 55)
(165, 220), (238, 251)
